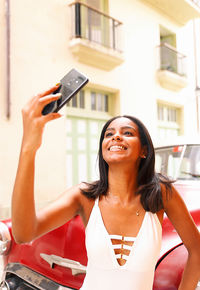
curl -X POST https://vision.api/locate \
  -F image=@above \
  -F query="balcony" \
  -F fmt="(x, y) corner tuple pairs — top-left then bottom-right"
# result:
(69, 2), (124, 71)
(157, 43), (188, 91)
(141, 0), (200, 25)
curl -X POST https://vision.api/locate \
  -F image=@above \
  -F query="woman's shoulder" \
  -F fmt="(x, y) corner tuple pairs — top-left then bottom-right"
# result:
(79, 182), (96, 202)
(160, 181), (184, 212)
(65, 182), (93, 203)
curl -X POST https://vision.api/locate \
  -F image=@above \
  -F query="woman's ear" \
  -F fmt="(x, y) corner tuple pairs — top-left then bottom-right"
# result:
(140, 145), (147, 159)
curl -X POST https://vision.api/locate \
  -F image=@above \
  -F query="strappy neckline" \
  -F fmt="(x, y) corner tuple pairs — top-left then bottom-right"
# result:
(95, 197), (147, 269)
(109, 234), (136, 242)
(109, 235), (136, 262)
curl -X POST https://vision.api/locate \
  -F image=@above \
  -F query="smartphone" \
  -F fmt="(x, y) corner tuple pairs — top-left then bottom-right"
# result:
(42, 69), (89, 115)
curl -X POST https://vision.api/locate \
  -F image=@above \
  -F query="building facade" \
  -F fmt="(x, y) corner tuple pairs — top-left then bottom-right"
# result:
(1, 0), (200, 218)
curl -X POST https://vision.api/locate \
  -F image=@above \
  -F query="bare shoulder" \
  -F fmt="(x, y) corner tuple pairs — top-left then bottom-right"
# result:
(75, 182), (93, 203)
(55, 183), (83, 207)
(160, 182), (188, 214)
(159, 182), (172, 205)
(160, 183), (200, 252)
(57, 182), (92, 210)
(160, 182), (187, 211)
(60, 181), (95, 206)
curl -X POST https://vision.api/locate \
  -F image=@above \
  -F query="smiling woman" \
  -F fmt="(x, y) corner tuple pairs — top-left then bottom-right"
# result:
(81, 115), (172, 213)
(11, 87), (200, 290)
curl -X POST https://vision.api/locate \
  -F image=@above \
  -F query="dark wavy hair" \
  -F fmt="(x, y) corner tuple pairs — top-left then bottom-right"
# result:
(81, 115), (173, 213)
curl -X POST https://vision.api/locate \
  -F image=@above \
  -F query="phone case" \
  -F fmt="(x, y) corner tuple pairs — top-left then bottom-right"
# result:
(42, 69), (89, 115)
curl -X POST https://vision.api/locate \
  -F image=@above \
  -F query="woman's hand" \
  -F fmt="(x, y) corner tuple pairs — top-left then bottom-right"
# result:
(21, 85), (62, 152)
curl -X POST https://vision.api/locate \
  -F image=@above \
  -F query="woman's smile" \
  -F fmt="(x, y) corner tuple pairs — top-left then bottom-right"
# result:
(109, 145), (127, 151)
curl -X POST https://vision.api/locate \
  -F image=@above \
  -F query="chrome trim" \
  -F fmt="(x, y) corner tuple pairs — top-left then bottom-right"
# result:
(3, 263), (74, 289)
(0, 241), (10, 255)
(196, 280), (200, 289)
(174, 144), (186, 180)
(0, 280), (9, 289)
(40, 253), (86, 276)
(0, 222), (11, 255)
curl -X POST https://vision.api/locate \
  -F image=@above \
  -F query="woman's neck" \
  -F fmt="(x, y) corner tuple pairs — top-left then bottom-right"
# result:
(107, 164), (139, 204)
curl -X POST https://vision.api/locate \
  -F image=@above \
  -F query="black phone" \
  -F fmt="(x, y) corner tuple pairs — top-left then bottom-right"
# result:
(42, 69), (89, 115)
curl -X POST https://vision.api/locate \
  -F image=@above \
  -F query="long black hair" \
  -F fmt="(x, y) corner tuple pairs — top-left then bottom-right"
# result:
(81, 115), (173, 213)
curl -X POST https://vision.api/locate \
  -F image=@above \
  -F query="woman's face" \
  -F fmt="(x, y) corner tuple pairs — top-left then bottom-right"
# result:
(102, 117), (145, 166)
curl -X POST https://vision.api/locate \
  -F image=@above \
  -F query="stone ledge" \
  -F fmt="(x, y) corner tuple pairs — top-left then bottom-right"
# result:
(157, 70), (188, 91)
(69, 38), (124, 71)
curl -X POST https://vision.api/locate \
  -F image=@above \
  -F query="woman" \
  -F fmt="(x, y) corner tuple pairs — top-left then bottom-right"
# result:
(12, 85), (200, 290)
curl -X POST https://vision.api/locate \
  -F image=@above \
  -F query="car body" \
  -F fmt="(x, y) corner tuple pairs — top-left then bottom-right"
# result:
(1, 141), (200, 289)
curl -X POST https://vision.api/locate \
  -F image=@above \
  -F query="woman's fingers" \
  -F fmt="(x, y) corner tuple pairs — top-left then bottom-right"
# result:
(23, 85), (59, 111)
(27, 85), (60, 107)
(20, 85), (63, 152)
(22, 85), (62, 125)
(39, 93), (61, 104)
(37, 84), (60, 99)
(37, 93), (61, 113)
(40, 112), (62, 124)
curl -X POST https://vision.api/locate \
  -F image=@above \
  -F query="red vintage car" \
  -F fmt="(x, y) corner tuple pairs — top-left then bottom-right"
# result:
(0, 142), (200, 289)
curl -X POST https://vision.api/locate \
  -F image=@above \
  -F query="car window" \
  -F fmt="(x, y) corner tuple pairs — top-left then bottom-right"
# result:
(155, 145), (200, 180)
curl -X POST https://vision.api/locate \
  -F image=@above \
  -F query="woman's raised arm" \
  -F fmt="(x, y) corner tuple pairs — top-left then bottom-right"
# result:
(12, 86), (82, 243)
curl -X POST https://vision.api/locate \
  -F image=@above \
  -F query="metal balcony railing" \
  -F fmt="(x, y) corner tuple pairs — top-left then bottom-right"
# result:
(69, 2), (123, 52)
(158, 43), (187, 76)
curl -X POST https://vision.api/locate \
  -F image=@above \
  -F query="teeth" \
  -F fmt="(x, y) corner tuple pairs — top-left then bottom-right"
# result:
(109, 145), (126, 151)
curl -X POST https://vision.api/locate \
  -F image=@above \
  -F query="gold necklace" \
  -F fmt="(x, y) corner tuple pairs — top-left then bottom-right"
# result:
(107, 192), (140, 216)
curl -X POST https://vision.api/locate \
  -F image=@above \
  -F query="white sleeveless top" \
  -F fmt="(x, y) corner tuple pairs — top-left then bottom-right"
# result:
(80, 198), (162, 290)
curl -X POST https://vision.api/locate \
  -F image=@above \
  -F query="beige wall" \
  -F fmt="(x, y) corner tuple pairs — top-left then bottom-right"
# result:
(109, 0), (199, 139)
(0, 0), (200, 218)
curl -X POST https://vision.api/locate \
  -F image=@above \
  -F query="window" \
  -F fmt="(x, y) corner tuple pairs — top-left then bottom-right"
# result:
(67, 89), (110, 113)
(158, 105), (177, 122)
(79, 90), (85, 108)
(91, 92), (96, 110)
(160, 26), (176, 48)
(167, 107), (177, 122)
(157, 103), (182, 140)
(159, 26), (178, 73)
(159, 26), (186, 77)
(67, 90), (85, 109)
(91, 92), (108, 112)
(155, 145), (200, 180)
(157, 104), (164, 121)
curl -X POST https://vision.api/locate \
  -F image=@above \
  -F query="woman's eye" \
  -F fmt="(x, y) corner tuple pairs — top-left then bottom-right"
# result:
(105, 132), (113, 137)
(124, 131), (133, 136)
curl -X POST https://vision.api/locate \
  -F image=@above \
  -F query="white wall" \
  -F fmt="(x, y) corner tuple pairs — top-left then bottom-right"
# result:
(0, 0), (199, 218)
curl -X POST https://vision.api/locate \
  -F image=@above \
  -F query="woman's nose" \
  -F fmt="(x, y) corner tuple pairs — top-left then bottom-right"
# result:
(112, 133), (122, 141)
